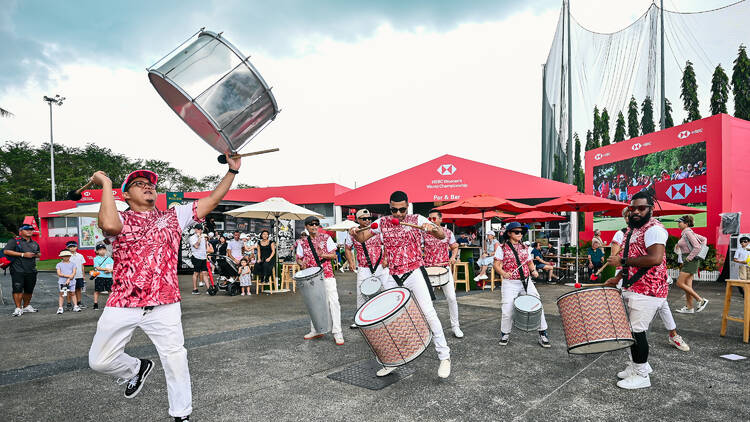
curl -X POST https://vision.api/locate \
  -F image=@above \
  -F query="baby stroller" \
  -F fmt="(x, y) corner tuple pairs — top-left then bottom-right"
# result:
(210, 254), (241, 296)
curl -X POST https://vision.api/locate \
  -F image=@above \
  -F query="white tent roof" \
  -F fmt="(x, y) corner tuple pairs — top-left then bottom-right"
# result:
(224, 197), (323, 221)
(324, 219), (358, 232)
(51, 201), (129, 218)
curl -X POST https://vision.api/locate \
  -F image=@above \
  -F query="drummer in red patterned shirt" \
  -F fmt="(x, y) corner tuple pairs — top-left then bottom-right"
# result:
(349, 191), (451, 379)
(605, 192), (669, 390)
(344, 209), (389, 327)
(87, 155), (240, 422)
(297, 215), (344, 345)
(422, 209), (463, 338)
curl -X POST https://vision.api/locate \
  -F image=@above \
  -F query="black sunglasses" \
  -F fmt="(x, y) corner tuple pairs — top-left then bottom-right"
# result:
(359, 217), (372, 221)
(509, 230), (524, 235)
(628, 205), (652, 213)
(390, 207), (407, 214)
(306, 221), (320, 227)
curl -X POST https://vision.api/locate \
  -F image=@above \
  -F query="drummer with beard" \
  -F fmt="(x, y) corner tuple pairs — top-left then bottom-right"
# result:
(604, 191), (669, 389)
(296, 216), (344, 345)
(349, 191), (451, 378)
(493, 222), (551, 348)
(422, 209), (463, 338)
(344, 209), (389, 328)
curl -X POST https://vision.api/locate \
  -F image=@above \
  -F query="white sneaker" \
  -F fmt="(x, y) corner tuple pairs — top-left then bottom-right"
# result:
(616, 373), (651, 389)
(240, 292), (245, 296)
(675, 306), (694, 314)
(22, 305), (38, 313)
(12, 307), (23, 317)
(438, 359), (451, 378)
(453, 327), (464, 338)
(334, 333), (345, 345)
(473, 275), (482, 282)
(56, 307), (64, 314)
(376, 366), (396, 377)
(303, 330), (323, 340)
(198, 282), (204, 287)
(695, 299), (709, 313)
(668, 334), (690, 351)
(479, 274), (488, 280)
(617, 362), (653, 379)
(73, 306), (81, 312)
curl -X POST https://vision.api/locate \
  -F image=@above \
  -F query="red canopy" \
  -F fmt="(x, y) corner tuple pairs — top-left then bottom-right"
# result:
(436, 194), (533, 214)
(534, 192), (627, 213)
(442, 211), (512, 227)
(505, 211), (565, 223)
(601, 200), (705, 217)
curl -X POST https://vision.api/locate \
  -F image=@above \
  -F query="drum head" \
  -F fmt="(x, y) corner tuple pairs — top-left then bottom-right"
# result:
(514, 295), (542, 312)
(294, 266), (321, 279)
(355, 287), (411, 327)
(425, 266), (448, 276)
(360, 277), (381, 296)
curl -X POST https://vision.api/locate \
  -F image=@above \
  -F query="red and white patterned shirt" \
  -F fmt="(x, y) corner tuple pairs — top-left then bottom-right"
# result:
(296, 232), (337, 278)
(345, 232), (383, 270)
(494, 241), (532, 281)
(619, 218), (669, 298)
(107, 202), (202, 308)
(372, 214), (429, 276)
(422, 227), (457, 267)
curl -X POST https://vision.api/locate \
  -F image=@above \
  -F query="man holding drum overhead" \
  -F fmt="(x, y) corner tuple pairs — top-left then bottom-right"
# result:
(297, 215), (344, 345)
(493, 222), (552, 348)
(422, 209), (463, 338)
(349, 191), (451, 379)
(604, 191), (669, 390)
(87, 155), (240, 422)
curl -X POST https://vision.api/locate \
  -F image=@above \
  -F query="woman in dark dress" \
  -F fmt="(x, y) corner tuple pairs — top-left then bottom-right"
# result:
(253, 230), (276, 282)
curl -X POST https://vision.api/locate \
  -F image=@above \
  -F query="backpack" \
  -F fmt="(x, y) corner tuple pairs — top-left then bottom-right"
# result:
(0, 237), (22, 270)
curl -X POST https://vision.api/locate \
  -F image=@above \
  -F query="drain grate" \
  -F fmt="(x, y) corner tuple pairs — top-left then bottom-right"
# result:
(327, 359), (416, 390)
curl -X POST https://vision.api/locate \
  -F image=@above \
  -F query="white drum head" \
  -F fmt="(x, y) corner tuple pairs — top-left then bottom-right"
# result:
(514, 295), (542, 312)
(294, 266), (321, 279)
(355, 287), (411, 326)
(360, 276), (381, 296)
(425, 266), (448, 276)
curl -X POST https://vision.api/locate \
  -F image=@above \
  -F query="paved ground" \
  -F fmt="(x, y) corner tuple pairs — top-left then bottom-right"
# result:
(1, 271), (748, 421)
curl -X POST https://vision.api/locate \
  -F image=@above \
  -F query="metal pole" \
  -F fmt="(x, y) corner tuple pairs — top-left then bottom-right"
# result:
(49, 101), (56, 201)
(660, 0), (666, 130)
(566, 0), (573, 184)
(542, 63), (548, 178)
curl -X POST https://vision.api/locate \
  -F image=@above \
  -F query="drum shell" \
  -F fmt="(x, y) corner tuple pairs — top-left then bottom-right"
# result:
(356, 288), (432, 367)
(294, 267), (331, 334)
(425, 266), (450, 287)
(147, 31), (279, 154)
(359, 276), (382, 297)
(556, 287), (634, 354)
(513, 294), (543, 332)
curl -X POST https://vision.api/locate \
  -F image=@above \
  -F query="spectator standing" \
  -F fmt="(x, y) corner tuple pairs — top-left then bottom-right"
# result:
(253, 230), (276, 284)
(4, 223), (41, 316)
(238, 258), (253, 296)
(227, 231), (244, 266)
(66, 241), (87, 310)
(92, 244), (114, 310)
(189, 225), (212, 295)
(674, 215), (709, 313)
(56, 250), (79, 314)
(733, 236), (750, 280)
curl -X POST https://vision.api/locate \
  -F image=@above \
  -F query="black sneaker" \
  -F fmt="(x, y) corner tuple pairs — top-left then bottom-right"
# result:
(191, 289), (200, 295)
(498, 333), (510, 346)
(93, 303), (99, 310)
(174, 416), (190, 421)
(538, 332), (551, 348)
(123, 359), (154, 399)
(66, 303), (73, 311)
(350, 323), (358, 329)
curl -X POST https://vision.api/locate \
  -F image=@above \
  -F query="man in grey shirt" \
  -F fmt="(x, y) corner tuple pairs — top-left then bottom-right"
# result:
(3, 224), (41, 316)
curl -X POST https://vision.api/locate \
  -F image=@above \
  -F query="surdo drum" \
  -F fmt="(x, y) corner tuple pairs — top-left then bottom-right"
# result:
(556, 287), (635, 354)
(425, 266), (450, 287)
(148, 29), (279, 155)
(513, 294), (543, 331)
(355, 287), (432, 367)
(293, 267), (331, 334)
(359, 276), (382, 297)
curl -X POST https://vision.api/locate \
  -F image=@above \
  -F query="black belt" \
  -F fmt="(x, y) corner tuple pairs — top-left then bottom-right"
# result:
(392, 266), (435, 300)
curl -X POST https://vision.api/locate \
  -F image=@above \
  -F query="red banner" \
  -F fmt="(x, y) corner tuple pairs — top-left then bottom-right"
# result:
(654, 174), (707, 204)
(77, 189), (124, 203)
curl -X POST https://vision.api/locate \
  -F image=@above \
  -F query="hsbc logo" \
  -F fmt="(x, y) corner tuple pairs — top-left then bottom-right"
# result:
(666, 183), (693, 200)
(83, 191), (91, 196)
(437, 164), (456, 176)
(632, 143), (642, 151)
(678, 128), (702, 140)
(594, 153), (603, 160)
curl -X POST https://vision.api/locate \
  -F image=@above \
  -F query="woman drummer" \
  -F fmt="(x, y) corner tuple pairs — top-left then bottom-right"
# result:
(493, 222), (551, 348)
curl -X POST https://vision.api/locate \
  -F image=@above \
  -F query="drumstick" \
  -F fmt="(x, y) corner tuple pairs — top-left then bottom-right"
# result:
(356, 222), (379, 233)
(67, 178), (99, 200)
(589, 263), (609, 281)
(217, 148), (280, 164)
(388, 217), (437, 231)
(565, 282), (605, 288)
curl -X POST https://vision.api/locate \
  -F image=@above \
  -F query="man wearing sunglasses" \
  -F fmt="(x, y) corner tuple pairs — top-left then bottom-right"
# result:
(297, 216), (344, 345)
(349, 191), (451, 379)
(344, 209), (388, 328)
(605, 191), (669, 390)
(87, 155), (241, 422)
(422, 209), (463, 338)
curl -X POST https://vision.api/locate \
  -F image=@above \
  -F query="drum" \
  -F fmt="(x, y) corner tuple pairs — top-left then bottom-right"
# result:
(355, 287), (432, 367)
(293, 267), (331, 334)
(147, 30), (280, 155)
(425, 266), (450, 287)
(513, 294), (543, 332)
(556, 287), (635, 354)
(359, 276), (381, 297)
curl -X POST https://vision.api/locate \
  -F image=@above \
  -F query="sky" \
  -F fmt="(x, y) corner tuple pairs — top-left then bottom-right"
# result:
(0, 0), (736, 190)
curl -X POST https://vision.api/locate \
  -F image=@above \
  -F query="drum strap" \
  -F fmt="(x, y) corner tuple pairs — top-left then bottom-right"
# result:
(307, 237), (322, 267)
(507, 243), (529, 293)
(391, 267), (436, 300)
(621, 231), (651, 289)
(360, 242), (381, 273)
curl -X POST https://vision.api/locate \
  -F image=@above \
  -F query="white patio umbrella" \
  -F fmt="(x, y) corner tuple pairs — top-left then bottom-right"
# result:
(51, 201), (130, 217)
(325, 219), (358, 232)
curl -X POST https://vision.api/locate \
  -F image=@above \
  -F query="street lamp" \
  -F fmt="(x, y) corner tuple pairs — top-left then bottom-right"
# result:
(43, 95), (65, 201)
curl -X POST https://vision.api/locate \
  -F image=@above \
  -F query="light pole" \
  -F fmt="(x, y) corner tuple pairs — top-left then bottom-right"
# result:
(43, 95), (65, 201)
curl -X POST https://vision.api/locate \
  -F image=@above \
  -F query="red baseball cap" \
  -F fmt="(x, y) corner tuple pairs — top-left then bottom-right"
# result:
(121, 170), (159, 192)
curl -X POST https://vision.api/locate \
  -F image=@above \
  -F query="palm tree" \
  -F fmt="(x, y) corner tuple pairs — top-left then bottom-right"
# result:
(0, 107), (13, 118)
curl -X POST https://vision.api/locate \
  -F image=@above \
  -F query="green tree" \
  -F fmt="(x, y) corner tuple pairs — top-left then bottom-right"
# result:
(664, 98), (674, 128)
(573, 133), (583, 191)
(613, 111), (626, 142)
(592, 106), (601, 148)
(680, 60), (701, 122)
(584, 129), (594, 151)
(600, 108), (610, 146)
(732, 44), (750, 120)
(640, 96), (655, 135)
(627, 96), (640, 138)
(710, 64), (730, 115)
(552, 154), (567, 183)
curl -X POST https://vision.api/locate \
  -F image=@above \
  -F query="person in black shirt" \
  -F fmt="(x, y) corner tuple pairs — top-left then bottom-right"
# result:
(3, 224), (41, 316)
(253, 230), (276, 282)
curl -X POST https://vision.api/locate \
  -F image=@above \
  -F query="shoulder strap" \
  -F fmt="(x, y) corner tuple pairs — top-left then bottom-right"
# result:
(621, 230), (650, 288)
(307, 236), (322, 267)
(507, 243), (528, 292)
(360, 241), (380, 272)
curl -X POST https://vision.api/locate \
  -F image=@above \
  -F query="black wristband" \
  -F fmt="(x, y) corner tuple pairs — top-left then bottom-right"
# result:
(228, 168), (239, 174)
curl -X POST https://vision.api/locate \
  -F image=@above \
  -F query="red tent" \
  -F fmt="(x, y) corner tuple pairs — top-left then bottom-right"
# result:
(436, 194), (533, 214)
(505, 211), (565, 223)
(534, 192), (627, 213)
(442, 211), (512, 227)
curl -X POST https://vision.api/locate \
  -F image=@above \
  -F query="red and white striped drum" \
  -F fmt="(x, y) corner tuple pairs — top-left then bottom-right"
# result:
(354, 287), (432, 367)
(557, 287), (635, 354)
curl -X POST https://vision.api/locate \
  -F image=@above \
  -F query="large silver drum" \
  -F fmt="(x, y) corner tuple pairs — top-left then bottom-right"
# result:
(293, 266), (331, 334)
(148, 29), (279, 154)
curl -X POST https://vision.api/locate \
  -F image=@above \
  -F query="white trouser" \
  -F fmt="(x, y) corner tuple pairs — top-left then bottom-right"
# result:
(433, 265), (460, 329)
(622, 291), (666, 333)
(500, 279), (548, 334)
(382, 269), (450, 361)
(615, 270), (675, 331)
(309, 277), (342, 335)
(88, 302), (191, 418)
(355, 265), (390, 309)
